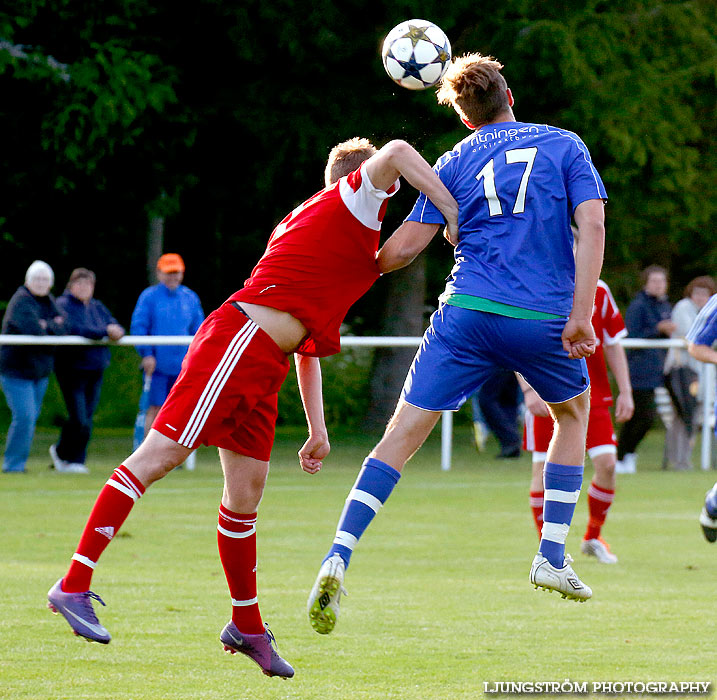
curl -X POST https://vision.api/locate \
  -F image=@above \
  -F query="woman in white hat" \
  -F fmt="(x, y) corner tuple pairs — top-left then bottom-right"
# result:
(0, 260), (65, 472)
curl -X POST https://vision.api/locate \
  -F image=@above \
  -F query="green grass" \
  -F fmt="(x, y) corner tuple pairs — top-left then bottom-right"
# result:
(2, 426), (716, 699)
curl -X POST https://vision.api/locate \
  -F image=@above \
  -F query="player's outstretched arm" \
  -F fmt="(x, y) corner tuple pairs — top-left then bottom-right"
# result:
(365, 140), (458, 241)
(295, 353), (330, 474)
(563, 199), (605, 358)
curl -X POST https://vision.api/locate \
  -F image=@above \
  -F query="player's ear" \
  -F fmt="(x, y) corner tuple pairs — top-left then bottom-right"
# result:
(506, 88), (515, 107)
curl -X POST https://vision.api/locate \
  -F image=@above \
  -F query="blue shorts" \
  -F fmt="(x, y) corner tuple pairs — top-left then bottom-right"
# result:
(149, 371), (180, 407)
(401, 304), (589, 411)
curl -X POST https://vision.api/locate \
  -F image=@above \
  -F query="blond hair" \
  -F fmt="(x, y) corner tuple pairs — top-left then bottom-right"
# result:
(324, 137), (376, 186)
(436, 53), (509, 126)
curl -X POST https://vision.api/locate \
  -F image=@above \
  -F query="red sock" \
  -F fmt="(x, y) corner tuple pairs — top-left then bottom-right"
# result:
(63, 465), (145, 593)
(584, 481), (615, 541)
(217, 504), (264, 634)
(529, 490), (544, 538)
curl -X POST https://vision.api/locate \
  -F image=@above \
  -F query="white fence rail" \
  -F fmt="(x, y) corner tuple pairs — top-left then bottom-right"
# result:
(0, 335), (713, 471)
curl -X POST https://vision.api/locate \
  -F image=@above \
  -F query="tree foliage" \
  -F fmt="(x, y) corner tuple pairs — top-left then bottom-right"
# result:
(0, 0), (715, 324)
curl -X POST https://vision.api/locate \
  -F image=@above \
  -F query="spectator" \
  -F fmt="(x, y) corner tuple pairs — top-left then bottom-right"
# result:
(50, 268), (125, 474)
(0, 260), (65, 473)
(130, 253), (204, 439)
(616, 265), (676, 473)
(662, 276), (716, 470)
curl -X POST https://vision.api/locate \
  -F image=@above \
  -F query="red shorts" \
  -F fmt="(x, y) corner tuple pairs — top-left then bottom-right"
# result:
(153, 303), (290, 462)
(523, 406), (616, 459)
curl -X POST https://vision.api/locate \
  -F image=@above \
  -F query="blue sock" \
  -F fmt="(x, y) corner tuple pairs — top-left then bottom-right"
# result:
(539, 462), (583, 568)
(325, 457), (401, 569)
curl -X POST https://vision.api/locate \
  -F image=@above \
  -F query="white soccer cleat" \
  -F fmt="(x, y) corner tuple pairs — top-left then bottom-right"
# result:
(530, 553), (592, 602)
(615, 453), (636, 474)
(307, 553), (346, 635)
(581, 537), (618, 564)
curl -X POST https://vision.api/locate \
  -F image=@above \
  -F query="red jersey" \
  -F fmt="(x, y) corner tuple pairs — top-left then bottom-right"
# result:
(588, 280), (627, 406)
(230, 164), (399, 357)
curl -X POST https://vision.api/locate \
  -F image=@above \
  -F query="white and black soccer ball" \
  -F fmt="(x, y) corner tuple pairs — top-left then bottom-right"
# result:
(381, 19), (452, 91)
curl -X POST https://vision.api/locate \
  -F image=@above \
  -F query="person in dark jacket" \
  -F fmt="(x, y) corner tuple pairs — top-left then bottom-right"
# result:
(50, 268), (125, 474)
(0, 260), (65, 473)
(616, 265), (676, 473)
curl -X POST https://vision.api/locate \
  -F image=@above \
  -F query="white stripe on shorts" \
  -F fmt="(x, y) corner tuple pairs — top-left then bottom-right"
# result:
(544, 488), (580, 504)
(178, 321), (259, 447)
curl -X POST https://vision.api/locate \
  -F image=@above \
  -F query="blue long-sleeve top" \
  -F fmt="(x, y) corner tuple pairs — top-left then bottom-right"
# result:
(130, 283), (204, 376)
(55, 292), (120, 371)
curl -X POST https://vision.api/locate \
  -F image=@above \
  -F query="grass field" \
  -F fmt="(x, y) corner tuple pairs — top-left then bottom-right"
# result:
(2, 426), (716, 700)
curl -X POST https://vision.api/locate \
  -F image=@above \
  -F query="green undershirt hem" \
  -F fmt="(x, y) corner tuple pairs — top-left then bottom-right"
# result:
(442, 293), (564, 320)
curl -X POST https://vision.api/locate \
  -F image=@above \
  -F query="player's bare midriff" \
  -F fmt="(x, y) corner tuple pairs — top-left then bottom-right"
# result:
(235, 302), (308, 354)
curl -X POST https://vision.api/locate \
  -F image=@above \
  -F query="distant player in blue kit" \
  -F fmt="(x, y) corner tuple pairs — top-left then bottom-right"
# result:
(308, 53), (607, 633)
(687, 293), (717, 541)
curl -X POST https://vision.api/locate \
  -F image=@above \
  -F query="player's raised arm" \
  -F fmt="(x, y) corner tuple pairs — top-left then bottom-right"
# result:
(365, 140), (458, 242)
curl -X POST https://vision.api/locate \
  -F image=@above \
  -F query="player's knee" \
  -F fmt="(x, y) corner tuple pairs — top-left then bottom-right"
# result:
(550, 394), (589, 430)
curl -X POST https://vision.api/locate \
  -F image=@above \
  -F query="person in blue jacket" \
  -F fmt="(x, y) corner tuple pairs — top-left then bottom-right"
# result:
(50, 268), (125, 474)
(130, 253), (204, 437)
(0, 260), (66, 473)
(615, 265), (676, 473)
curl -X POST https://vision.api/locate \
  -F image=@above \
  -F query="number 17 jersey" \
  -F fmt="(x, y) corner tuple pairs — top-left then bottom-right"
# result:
(407, 121), (607, 317)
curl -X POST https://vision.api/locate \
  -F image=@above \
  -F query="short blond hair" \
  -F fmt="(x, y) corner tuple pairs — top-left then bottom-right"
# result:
(324, 137), (376, 186)
(436, 53), (509, 126)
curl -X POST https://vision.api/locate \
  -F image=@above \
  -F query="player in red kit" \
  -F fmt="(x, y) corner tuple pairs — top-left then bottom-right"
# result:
(521, 279), (634, 562)
(47, 137), (458, 678)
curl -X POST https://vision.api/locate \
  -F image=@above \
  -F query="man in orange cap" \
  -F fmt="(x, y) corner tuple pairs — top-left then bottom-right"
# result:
(130, 253), (204, 442)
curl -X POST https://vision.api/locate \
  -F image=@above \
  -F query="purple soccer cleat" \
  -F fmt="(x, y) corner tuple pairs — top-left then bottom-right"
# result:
(47, 578), (111, 644)
(220, 621), (294, 678)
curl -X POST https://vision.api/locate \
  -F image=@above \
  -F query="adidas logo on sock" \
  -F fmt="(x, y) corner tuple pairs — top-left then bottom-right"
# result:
(95, 526), (115, 540)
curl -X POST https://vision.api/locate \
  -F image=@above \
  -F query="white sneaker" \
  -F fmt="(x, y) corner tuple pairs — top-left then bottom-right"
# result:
(307, 553), (347, 634)
(49, 444), (70, 471)
(615, 453), (637, 474)
(581, 537), (618, 564)
(530, 553), (592, 601)
(65, 462), (90, 474)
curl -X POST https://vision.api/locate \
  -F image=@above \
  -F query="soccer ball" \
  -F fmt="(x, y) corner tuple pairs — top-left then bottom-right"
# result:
(381, 19), (452, 91)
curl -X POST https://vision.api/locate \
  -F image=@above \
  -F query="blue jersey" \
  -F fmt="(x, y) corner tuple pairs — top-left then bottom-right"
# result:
(407, 121), (607, 316)
(686, 294), (717, 347)
(130, 283), (205, 376)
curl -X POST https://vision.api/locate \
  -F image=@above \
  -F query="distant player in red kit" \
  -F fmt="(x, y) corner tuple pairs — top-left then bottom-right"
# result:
(47, 137), (458, 678)
(521, 279), (634, 562)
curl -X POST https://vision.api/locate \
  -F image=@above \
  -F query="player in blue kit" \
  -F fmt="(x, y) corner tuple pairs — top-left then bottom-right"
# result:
(307, 53), (607, 634)
(687, 294), (717, 541)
